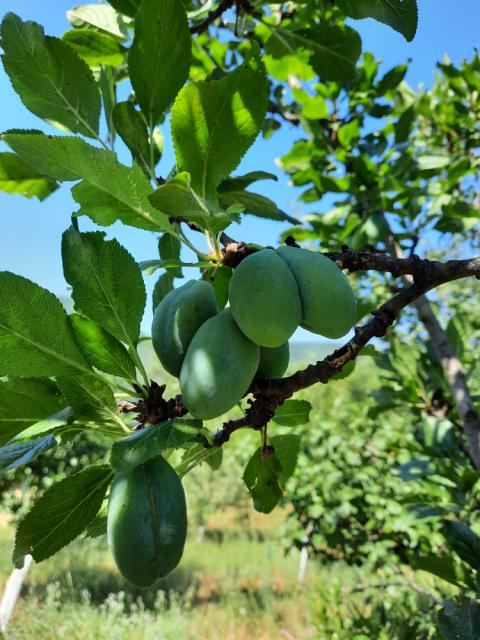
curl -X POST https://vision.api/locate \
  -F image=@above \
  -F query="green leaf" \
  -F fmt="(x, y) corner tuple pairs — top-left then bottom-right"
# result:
(446, 317), (465, 360)
(376, 64), (408, 94)
(110, 420), (202, 471)
(129, 0), (191, 125)
(204, 266), (232, 310)
(409, 553), (472, 588)
(243, 449), (283, 514)
(269, 434), (301, 484)
(159, 233), (183, 278)
(332, 359), (356, 380)
(291, 24), (362, 83)
(112, 102), (151, 174)
(443, 521), (480, 572)
(394, 105), (415, 144)
(206, 447), (223, 471)
(217, 189), (298, 224)
(0, 152), (58, 201)
(1, 13), (100, 137)
(84, 514), (107, 539)
(57, 374), (116, 421)
(438, 597), (480, 640)
(2, 134), (171, 232)
(69, 314), (137, 380)
(12, 407), (75, 442)
(337, 120), (361, 148)
(0, 378), (64, 445)
(62, 228), (146, 345)
(337, 0), (418, 42)
(152, 273), (174, 311)
(219, 171), (278, 191)
(0, 435), (56, 472)
(108, 0), (140, 18)
(171, 49), (268, 201)
(0, 273), (89, 379)
(67, 4), (127, 39)
(149, 172), (223, 230)
(273, 400), (312, 427)
(417, 155), (450, 171)
(62, 29), (125, 67)
(13, 464), (112, 567)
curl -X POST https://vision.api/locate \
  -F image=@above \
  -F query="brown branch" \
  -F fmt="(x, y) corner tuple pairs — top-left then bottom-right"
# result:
(190, 0), (235, 35)
(134, 247), (480, 445)
(213, 254), (480, 446)
(388, 238), (480, 470)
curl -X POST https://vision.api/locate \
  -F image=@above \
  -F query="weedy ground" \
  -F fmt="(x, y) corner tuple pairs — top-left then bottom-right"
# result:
(0, 515), (440, 640)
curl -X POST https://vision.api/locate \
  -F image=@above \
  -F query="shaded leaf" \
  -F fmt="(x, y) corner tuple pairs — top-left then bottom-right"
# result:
(243, 449), (283, 514)
(0, 435), (56, 472)
(108, 0), (140, 17)
(204, 266), (232, 310)
(443, 521), (480, 572)
(84, 514), (107, 539)
(337, 0), (418, 42)
(273, 400), (312, 427)
(159, 233), (182, 278)
(290, 24), (362, 83)
(438, 597), (480, 640)
(112, 101), (151, 174)
(110, 420), (202, 471)
(152, 272), (174, 311)
(0, 379), (64, 445)
(376, 64), (408, 94)
(13, 465), (112, 567)
(409, 553), (472, 588)
(270, 434), (301, 484)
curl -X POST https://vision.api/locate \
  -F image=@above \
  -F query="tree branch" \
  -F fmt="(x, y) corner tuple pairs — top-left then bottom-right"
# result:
(387, 238), (480, 469)
(190, 0), (235, 35)
(134, 247), (480, 447)
(213, 252), (480, 445)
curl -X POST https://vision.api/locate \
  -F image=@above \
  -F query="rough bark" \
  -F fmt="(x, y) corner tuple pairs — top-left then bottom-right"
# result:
(388, 239), (480, 469)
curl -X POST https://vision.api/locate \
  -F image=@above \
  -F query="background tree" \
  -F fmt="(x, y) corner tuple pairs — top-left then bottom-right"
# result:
(0, 1), (479, 637)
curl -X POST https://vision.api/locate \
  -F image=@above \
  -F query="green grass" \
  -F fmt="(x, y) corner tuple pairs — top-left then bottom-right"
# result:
(0, 515), (441, 640)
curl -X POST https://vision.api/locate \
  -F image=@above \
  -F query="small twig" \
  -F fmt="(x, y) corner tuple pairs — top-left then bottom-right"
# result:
(190, 0), (235, 35)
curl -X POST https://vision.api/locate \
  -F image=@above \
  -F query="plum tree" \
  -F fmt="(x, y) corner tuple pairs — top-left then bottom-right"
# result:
(0, 2), (479, 635)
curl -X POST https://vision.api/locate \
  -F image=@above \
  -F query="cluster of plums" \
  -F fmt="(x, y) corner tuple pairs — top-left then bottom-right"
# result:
(106, 246), (356, 588)
(152, 246), (357, 420)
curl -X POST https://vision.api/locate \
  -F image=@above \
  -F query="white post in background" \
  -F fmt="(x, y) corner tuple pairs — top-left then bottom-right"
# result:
(0, 554), (33, 633)
(298, 523), (313, 584)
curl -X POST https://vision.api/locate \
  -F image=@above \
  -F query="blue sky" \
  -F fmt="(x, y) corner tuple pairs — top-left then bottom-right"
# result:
(1, 1), (479, 339)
